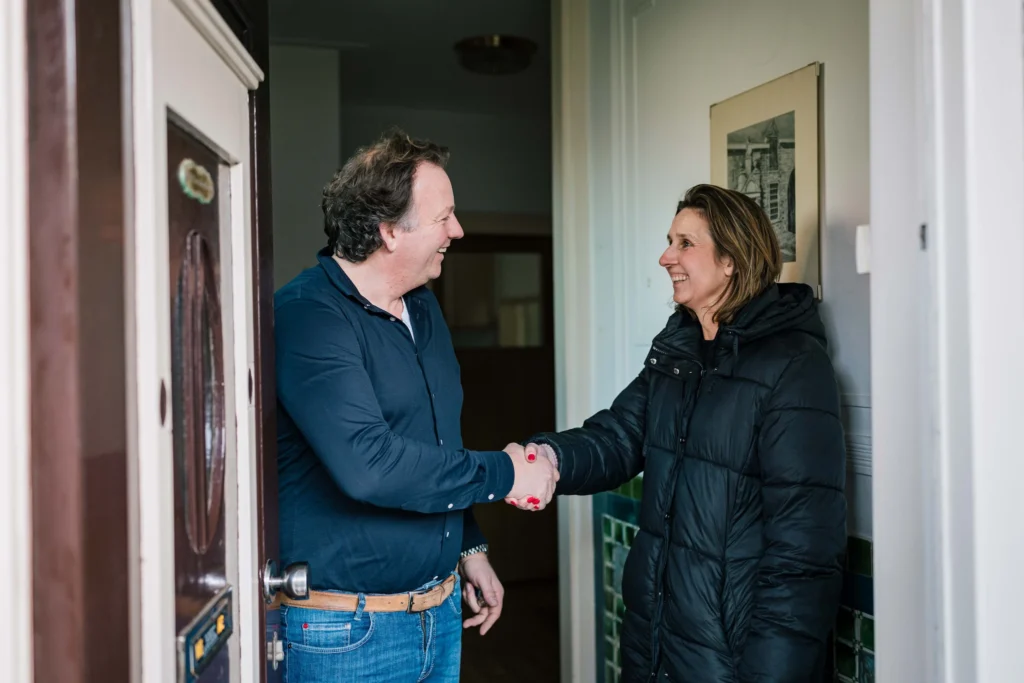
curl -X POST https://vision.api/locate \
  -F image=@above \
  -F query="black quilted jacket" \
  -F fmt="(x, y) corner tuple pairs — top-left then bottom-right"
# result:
(533, 283), (846, 682)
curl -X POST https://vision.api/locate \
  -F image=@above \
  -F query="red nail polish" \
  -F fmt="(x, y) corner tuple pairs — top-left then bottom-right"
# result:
(527, 496), (540, 505)
(534, 505), (540, 510)
(527, 453), (536, 462)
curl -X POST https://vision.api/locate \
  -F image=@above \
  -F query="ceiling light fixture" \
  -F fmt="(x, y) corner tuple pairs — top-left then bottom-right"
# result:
(453, 34), (538, 76)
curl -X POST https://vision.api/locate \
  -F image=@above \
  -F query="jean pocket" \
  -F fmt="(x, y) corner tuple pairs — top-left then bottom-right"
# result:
(445, 590), (462, 618)
(291, 612), (375, 654)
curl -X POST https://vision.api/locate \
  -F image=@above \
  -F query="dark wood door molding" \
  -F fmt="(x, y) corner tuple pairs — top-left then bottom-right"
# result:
(27, 0), (131, 680)
(28, 0), (85, 679)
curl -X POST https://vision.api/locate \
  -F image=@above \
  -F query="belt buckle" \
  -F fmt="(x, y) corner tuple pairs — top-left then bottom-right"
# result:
(407, 582), (442, 613)
(407, 589), (427, 613)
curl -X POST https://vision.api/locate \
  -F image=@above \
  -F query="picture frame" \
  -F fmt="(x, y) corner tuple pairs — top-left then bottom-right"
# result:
(710, 62), (822, 295)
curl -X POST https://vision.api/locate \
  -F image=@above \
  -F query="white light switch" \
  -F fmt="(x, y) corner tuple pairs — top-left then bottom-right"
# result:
(855, 224), (871, 274)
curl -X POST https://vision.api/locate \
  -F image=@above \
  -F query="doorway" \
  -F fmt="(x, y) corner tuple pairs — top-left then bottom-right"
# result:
(267, 2), (558, 681)
(432, 233), (559, 681)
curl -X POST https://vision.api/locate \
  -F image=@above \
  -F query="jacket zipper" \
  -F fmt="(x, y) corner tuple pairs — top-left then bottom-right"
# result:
(649, 359), (704, 678)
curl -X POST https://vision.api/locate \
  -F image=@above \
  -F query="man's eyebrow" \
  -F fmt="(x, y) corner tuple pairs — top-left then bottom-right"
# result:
(434, 205), (455, 220)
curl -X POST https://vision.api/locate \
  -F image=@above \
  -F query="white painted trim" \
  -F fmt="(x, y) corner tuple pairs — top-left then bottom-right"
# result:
(553, 0), (597, 680)
(920, 1), (1024, 682)
(841, 393), (872, 408)
(230, 156), (261, 683)
(960, 1), (1024, 681)
(869, 1), (934, 682)
(131, 1), (260, 681)
(845, 435), (872, 476)
(923, 0), (975, 679)
(131, 0), (178, 673)
(0, 0), (34, 680)
(170, 0), (264, 90)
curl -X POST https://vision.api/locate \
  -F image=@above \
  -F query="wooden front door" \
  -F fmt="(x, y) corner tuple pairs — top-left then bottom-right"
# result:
(131, 0), (289, 681)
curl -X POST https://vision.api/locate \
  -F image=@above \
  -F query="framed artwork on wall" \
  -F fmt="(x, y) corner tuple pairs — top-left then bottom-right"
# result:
(710, 62), (822, 295)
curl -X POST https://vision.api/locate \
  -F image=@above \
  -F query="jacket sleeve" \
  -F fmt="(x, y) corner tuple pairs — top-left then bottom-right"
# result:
(529, 370), (648, 496)
(738, 349), (847, 683)
(275, 298), (515, 514)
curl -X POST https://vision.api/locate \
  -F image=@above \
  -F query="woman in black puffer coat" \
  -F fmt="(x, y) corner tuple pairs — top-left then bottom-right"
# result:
(517, 184), (846, 682)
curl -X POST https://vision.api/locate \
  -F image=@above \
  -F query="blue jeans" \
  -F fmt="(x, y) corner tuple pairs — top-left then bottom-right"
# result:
(281, 574), (462, 683)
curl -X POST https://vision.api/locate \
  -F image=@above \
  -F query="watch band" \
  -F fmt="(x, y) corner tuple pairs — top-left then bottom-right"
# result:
(460, 543), (488, 560)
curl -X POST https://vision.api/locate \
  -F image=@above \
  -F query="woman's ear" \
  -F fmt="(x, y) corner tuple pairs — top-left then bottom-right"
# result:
(722, 255), (735, 278)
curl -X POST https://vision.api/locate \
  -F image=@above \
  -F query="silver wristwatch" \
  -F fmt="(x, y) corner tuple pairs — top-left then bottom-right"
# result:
(460, 543), (488, 560)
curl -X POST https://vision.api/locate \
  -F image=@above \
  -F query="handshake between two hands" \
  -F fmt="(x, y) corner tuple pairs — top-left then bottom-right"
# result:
(501, 442), (559, 511)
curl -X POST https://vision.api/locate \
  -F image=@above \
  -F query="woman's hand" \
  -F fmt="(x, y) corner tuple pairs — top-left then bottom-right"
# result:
(505, 443), (559, 510)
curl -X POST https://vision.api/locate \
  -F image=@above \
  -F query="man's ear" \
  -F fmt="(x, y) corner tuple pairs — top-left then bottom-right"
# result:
(379, 222), (399, 252)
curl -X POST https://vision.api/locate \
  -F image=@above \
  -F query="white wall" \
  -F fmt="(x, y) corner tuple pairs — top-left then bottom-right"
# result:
(585, 0), (872, 535)
(342, 105), (552, 215)
(269, 45), (341, 288)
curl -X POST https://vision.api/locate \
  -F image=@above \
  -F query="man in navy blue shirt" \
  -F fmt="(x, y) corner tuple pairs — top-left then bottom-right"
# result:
(274, 129), (558, 682)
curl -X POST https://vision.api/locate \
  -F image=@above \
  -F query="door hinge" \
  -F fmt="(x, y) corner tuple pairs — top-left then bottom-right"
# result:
(267, 631), (284, 670)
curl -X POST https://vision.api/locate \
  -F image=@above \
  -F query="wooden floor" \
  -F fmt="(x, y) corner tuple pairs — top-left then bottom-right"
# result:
(461, 579), (560, 682)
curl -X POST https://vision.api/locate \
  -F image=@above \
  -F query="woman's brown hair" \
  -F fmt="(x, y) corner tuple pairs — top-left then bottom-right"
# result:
(675, 184), (782, 325)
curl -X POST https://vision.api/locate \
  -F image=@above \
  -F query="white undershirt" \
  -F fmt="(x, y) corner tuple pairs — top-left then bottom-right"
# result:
(400, 297), (415, 340)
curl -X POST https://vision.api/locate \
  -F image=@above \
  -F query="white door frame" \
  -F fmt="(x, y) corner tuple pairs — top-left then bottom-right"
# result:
(552, 0), (598, 681)
(920, 0), (1024, 681)
(0, 0), (34, 680)
(870, 0), (1024, 680)
(128, 0), (264, 680)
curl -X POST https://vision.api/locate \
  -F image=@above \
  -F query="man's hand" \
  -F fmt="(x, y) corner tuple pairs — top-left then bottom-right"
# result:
(459, 553), (504, 635)
(504, 443), (558, 510)
(506, 443), (559, 510)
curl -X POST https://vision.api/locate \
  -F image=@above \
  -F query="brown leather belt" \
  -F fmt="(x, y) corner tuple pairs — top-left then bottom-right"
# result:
(277, 573), (457, 613)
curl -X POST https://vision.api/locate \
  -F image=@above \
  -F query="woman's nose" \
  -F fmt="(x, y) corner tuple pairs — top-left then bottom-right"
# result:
(659, 248), (673, 267)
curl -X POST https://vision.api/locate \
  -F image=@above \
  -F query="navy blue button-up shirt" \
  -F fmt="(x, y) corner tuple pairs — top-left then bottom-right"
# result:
(275, 249), (515, 594)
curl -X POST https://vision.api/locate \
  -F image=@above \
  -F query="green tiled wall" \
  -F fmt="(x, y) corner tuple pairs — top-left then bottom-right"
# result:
(834, 534), (874, 683)
(596, 477), (876, 683)
(600, 513), (636, 683)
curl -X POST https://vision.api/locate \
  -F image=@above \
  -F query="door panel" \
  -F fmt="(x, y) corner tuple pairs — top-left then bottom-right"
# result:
(134, 1), (264, 681)
(167, 121), (233, 681)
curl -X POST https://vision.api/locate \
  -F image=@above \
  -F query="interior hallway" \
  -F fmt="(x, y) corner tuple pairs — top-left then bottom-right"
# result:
(462, 579), (560, 682)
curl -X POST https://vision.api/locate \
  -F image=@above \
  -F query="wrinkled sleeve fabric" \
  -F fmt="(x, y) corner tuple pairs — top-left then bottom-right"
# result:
(275, 298), (514, 514)
(738, 349), (847, 683)
(529, 371), (648, 496)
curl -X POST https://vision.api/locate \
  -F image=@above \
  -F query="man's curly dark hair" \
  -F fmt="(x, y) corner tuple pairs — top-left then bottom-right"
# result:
(322, 128), (450, 263)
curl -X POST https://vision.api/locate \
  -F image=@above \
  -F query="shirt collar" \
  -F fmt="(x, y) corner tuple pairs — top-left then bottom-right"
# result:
(316, 247), (430, 310)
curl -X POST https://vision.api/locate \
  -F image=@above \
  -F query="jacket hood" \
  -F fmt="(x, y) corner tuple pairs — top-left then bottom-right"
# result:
(725, 282), (824, 345)
(655, 283), (826, 356)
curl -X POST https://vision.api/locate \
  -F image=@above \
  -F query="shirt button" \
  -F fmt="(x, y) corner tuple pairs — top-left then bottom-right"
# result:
(446, 531), (450, 538)
(433, 576), (438, 581)
(448, 503), (454, 509)
(389, 317), (396, 322)
(439, 439), (444, 445)
(488, 494), (495, 500)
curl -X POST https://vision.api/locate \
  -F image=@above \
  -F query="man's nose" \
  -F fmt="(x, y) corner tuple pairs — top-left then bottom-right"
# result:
(449, 214), (465, 240)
